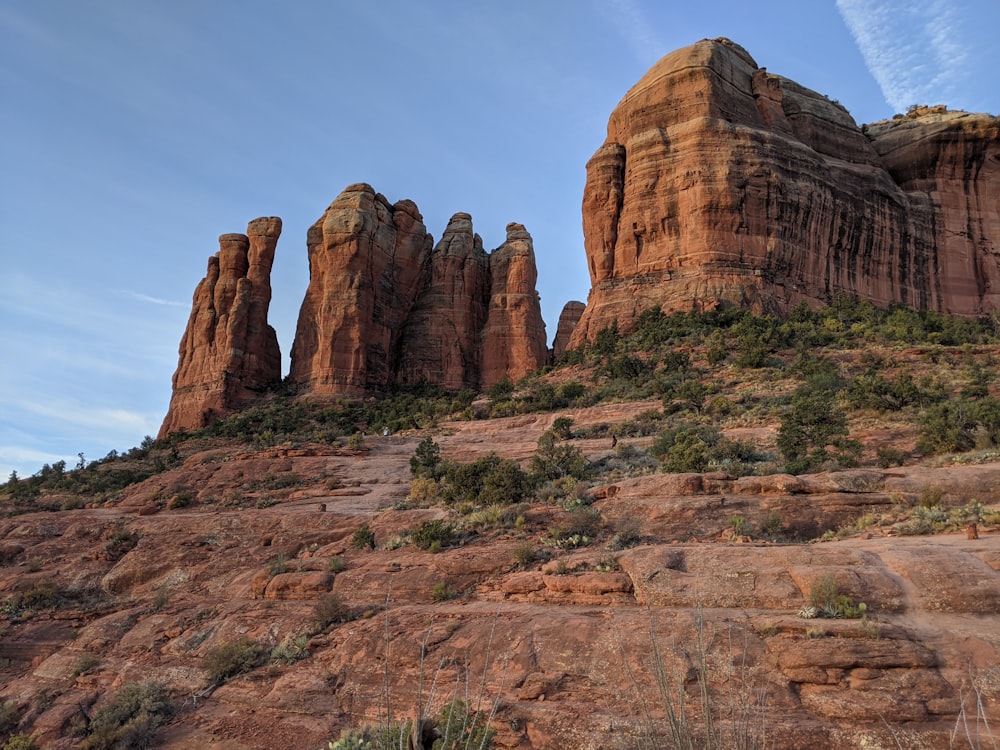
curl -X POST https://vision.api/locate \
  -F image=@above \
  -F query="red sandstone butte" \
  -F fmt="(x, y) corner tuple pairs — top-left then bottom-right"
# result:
(395, 212), (491, 390)
(480, 222), (549, 388)
(289, 184), (433, 394)
(158, 217), (282, 436)
(552, 300), (585, 359)
(570, 38), (1000, 346)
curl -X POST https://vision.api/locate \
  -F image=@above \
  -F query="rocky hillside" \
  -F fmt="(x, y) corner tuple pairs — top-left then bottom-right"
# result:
(3, 305), (1000, 749)
(570, 38), (1000, 345)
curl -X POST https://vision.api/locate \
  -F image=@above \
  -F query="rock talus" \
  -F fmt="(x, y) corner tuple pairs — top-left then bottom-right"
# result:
(158, 218), (283, 436)
(570, 37), (1000, 346)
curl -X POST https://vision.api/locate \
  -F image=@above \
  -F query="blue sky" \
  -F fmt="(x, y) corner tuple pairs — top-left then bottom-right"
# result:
(2, 0), (997, 479)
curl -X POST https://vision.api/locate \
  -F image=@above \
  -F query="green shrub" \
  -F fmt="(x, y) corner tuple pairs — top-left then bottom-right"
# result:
(512, 541), (538, 569)
(917, 400), (977, 454)
(270, 635), (310, 665)
(410, 519), (455, 552)
(80, 681), (171, 750)
(202, 638), (263, 685)
(2, 734), (40, 750)
(314, 593), (351, 628)
(442, 454), (532, 507)
(547, 507), (602, 548)
(551, 416), (574, 440)
(72, 653), (100, 677)
(435, 699), (495, 749)
(431, 582), (455, 602)
(410, 437), (445, 480)
(351, 524), (376, 550)
(777, 378), (858, 474)
(0, 701), (22, 739)
(20, 579), (59, 609)
(529, 431), (589, 483)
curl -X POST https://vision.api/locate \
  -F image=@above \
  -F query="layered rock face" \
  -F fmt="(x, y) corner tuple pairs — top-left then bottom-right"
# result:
(158, 218), (283, 437)
(290, 184), (548, 395)
(289, 184), (434, 394)
(552, 300), (585, 359)
(480, 223), (550, 387)
(570, 38), (1000, 345)
(394, 213), (491, 390)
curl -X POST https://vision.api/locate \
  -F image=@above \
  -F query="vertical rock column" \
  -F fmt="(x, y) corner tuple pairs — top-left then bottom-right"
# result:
(289, 183), (433, 393)
(396, 213), (491, 390)
(158, 217), (283, 436)
(480, 223), (549, 387)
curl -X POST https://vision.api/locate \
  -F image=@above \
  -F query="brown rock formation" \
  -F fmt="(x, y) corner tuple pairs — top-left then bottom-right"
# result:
(480, 223), (550, 388)
(395, 213), (491, 390)
(570, 37), (1000, 346)
(158, 217), (282, 436)
(291, 188), (548, 395)
(552, 300), (585, 359)
(289, 184), (433, 394)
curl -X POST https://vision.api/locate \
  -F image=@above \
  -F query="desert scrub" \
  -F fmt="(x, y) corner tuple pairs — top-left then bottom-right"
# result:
(410, 519), (455, 552)
(512, 541), (538, 569)
(546, 506), (602, 549)
(270, 634), (310, 665)
(79, 681), (172, 750)
(314, 593), (352, 628)
(351, 524), (376, 550)
(202, 637), (264, 685)
(71, 653), (100, 677)
(432, 581), (455, 602)
(807, 572), (868, 619)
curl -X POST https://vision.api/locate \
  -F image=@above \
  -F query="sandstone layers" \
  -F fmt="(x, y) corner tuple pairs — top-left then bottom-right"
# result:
(570, 38), (1000, 344)
(159, 218), (283, 437)
(290, 185), (548, 394)
(161, 185), (548, 434)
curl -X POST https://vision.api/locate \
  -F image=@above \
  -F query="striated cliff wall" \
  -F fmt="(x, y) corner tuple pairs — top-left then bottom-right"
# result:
(158, 218), (283, 437)
(570, 38), (1000, 346)
(162, 185), (549, 434)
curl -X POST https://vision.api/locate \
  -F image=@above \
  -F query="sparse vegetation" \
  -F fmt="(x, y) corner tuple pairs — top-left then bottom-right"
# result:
(79, 681), (172, 750)
(202, 638), (264, 685)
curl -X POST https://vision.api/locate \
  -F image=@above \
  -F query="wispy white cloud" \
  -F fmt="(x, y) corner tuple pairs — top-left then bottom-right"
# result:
(118, 290), (186, 307)
(0, 445), (72, 479)
(596, 0), (666, 66)
(836, 0), (975, 113)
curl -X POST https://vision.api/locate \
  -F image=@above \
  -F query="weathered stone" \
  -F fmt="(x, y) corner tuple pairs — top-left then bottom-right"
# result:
(158, 217), (282, 436)
(289, 184), (433, 393)
(552, 300), (585, 358)
(395, 213), (490, 390)
(570, 38), (1000, 346)
(480, 223), (549, 388)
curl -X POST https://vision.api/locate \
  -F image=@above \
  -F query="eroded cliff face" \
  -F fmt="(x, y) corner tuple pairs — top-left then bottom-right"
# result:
(158, 217), (282, 437)
(161, 184), (549, 434)
(552, 301), (586, 359)
(394, 213), (491, 390)
(570, 38), (1000, 345)
(290, 184), (548, 396)
(480, 223), (550, 388)
(289, 184), (434, 394)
